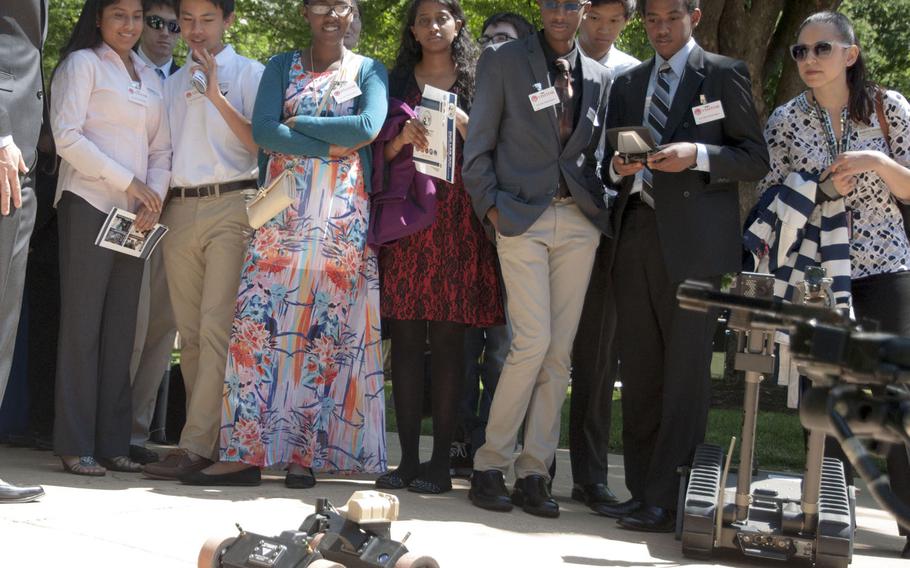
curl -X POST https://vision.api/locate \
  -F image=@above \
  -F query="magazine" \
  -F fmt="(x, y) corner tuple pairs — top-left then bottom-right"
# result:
(413, 84), (458, 184)
(94, 207), (169, 260)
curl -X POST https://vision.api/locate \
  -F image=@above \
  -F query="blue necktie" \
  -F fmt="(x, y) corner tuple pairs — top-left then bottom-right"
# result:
(641, 63), (672, 208)
(155, 68), (166, 80)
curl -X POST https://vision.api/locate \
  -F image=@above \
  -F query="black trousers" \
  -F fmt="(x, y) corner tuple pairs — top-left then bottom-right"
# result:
(53, 192), (142, 458)
(611, 200), (719, 510)
(569, 236), (618, 486)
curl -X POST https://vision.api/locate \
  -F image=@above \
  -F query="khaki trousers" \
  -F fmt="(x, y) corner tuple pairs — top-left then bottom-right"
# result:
(129, 245), (177, 446)
(474, 200), (600, 479)
(161, 192), (250, 460)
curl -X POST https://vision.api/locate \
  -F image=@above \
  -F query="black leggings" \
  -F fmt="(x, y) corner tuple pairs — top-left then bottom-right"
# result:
(389, 319), (466, 483)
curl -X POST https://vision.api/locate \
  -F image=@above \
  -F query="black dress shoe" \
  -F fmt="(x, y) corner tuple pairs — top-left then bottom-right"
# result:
(129, 445), (160, 465)
(572, 483), (618, 508)
(617, 505), (676, 533)
(180, 466), (261, 486)
(593, 498), (643, 519)
(469, 469), (513, 512)
(512, 475), (559, 518)
(0, 480), (44, 503)
(285, 467), (316, 489)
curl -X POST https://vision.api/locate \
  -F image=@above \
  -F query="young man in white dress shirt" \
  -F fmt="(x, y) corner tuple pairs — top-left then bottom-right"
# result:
(568, 0), (640, 512)
(143, 0), (264, 480)
(128, 0), (182, 466)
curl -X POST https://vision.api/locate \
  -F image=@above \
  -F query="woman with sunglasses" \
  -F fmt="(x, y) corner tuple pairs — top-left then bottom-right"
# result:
(759, 12), (910, 557)
(49, 0), (170, 476)
(183, 0), (390, 488)
(375, 0), (504, 495)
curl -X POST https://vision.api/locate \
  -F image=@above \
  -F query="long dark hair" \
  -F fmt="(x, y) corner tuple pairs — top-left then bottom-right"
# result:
(390, 0), (478, 105)
(798, 11), (878, 125)
(53, 0), (132, 81)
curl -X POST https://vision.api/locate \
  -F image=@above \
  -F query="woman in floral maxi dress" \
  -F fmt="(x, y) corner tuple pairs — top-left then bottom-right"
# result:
(181, 0), (390, 488)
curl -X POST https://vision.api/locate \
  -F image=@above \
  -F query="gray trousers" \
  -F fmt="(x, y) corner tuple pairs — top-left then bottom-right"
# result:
(54, 192), (142, 458)
(0, 176), (36, 407)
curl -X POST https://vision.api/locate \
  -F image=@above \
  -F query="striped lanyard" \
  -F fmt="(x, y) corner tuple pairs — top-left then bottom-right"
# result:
(813, 99), (852, 165)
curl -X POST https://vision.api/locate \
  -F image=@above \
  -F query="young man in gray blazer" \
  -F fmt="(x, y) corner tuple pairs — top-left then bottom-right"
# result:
(0, 0), (47, 503)
(463, 0), (613, 519)
(596, 0), (768, 532)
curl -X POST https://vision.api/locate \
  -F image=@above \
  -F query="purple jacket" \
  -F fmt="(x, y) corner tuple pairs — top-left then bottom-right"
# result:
(368, 98), (437, 247)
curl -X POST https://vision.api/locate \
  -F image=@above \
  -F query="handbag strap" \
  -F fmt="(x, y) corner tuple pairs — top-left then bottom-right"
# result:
(875, 88), (893, 156)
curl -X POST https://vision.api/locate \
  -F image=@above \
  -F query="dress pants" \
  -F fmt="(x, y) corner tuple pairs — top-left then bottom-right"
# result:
(161, 192), (249, 460)
(461, 324), (511, 452)
(611, 199), (719, 510)
(0, 175), (36, 407)
(569, 236), (618, 486)
(129, 245), (177, 446)
(474, 200), (600, 479)
(54, 192), (143, 457)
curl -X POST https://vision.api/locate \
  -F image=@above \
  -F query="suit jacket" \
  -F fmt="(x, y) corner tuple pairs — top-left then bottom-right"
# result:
(463, 34), (613, 237)
(604, 45), (769, 282)
(0, 0), (47, 170)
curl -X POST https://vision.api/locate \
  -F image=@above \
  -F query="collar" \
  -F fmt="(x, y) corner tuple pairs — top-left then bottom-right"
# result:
(578, 42), (608, 67)
(214, 44), (237, 65)
(655, 37), (696, 77)
(538, 30), (579, 71)
(96, 41), (148, 71)
(136, 45), (173, 75)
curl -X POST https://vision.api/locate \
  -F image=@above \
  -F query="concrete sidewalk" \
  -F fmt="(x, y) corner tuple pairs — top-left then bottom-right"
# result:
(0, 437), (905, 567)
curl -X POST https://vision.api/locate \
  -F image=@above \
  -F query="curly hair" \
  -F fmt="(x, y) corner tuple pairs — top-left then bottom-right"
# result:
(390, 0), (478, 104)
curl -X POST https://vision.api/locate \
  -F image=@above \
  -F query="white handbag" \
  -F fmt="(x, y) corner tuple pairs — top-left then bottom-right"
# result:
(246, 169), (296, 229)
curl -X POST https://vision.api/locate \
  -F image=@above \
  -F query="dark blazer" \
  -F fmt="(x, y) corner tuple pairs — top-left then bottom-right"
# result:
(0, 0), (48, 170)
(464, 34), (613, 237)
(604, 45), (769, 281)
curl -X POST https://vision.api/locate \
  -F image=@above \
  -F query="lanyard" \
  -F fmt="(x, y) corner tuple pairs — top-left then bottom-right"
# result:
(813, 98), (852, 164)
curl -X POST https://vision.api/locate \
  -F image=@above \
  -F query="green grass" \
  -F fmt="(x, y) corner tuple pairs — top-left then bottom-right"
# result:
(384, 383), (807, 473)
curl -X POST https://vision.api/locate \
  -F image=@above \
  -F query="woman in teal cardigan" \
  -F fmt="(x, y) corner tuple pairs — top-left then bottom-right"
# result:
(182, 0), (390, 488)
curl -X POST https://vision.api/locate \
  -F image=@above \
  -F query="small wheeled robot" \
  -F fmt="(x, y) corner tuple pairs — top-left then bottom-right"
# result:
(198, 491), (440, 568)
(677, 270), (855, 568)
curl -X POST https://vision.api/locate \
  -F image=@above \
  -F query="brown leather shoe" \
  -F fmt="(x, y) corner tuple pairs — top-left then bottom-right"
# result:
(143, 449), (212, 480)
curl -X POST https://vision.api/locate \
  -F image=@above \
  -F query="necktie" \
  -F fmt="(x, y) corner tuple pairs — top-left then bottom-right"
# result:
(555, 58), (574, 198)
(641, 63), (672, 208)
(155, 68), (166, 80)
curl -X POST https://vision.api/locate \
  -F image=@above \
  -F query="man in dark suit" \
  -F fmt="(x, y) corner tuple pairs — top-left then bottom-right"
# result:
(594, 0), (768, 531)
(463, 0), (613, 519)
(0, 0), (48, 503)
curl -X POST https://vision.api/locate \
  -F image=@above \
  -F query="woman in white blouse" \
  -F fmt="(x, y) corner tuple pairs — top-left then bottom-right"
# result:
(759, 11), (910, 557)
(50, 0), (170, 476)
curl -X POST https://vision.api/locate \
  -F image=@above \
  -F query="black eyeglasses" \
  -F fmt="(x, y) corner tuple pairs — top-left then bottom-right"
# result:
(145, 15), (180, 34)
(541, 0), (588, 12)
(789, 40), (852, 62)
(479, 33), (517, 46)
(308, 2), (354, 17)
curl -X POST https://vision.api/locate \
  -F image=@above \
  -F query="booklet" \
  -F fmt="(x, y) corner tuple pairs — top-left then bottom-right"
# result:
(94, 207), (169, 260)
(413, 84), (458, 184)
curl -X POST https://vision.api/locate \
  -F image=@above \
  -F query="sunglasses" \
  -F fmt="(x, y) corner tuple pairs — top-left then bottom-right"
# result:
(308, 2), (354, 17)
(789, 40), (852, 62)
(479, 33), (517, 46)
(541, 1), (588, 12)
(145, 15), (180, 34)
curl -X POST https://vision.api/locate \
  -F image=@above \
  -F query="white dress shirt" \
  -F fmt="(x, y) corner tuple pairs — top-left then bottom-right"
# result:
(164, 45), (264, 187)
(137, 45), (174, 79)
(579, 43), (640, 76)
(51, 43), (171, 213)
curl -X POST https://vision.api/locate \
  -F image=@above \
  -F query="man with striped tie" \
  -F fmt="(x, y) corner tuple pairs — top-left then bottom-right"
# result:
(595, 0), (768, 532)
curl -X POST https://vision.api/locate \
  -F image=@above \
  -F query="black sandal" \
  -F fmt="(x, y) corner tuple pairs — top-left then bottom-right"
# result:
(408, 476), (452, 495)
(285, 467), (316, 489)
(98, 456), (143, 473)
(375, 466), (423, 490)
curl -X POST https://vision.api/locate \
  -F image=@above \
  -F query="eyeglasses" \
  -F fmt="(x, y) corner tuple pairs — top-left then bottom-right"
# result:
(541, 1), (588, 12)
(479, 33), (517, 46)
(308, 2), (354, 17)
(789, 41), (852, 62)
(145, 15), (180, 34)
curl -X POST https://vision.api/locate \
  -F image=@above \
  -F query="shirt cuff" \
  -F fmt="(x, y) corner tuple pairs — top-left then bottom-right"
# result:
(0, 135), (13, 149)
(609, 158), (622, 183)
(99, 160), (136, 192)
(694, 143), (710, 172)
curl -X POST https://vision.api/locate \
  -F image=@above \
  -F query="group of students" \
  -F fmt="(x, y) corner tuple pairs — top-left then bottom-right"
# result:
(1, 0), (909, 556)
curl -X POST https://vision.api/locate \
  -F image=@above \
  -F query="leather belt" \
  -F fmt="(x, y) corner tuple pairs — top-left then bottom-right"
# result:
(168, 179), (257, 199)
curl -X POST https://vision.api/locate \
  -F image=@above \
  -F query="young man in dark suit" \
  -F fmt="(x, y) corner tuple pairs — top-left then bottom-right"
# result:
(595, 0), (768, 531)
(463, 0), (613, 519)
(0, 0), (47, 503)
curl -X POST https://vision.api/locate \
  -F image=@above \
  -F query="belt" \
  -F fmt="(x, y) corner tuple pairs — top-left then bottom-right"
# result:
(626, 192), (650, 208)
(168, 179), (257, 199)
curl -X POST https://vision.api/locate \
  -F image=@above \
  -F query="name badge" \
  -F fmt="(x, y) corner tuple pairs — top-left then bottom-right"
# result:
(128, 84), (149, 106)
(184, 89), (205, 104)
(856, 126), (884, 142)
(529, 87), (560, 112)
(586, 107), (599, 126)
(333, 81), (362, 104)
(692, 100), (725, 125)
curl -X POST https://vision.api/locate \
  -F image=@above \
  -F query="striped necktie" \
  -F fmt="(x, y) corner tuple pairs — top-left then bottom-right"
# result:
(155, 68), (166, 80)
(641, 63), (672, 208)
